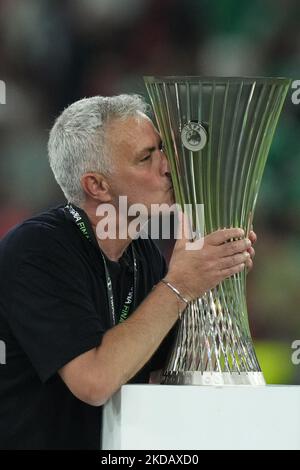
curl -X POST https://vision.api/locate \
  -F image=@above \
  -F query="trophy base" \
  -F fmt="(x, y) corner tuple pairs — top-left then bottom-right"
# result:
(162, 371), (266, 386)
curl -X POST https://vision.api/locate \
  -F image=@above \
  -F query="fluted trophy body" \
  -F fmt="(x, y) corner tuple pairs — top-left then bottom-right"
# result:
(144, 76), (290, 386)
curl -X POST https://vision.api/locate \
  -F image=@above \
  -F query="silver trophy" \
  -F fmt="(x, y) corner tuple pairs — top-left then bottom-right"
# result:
(144, 76), (290, 386)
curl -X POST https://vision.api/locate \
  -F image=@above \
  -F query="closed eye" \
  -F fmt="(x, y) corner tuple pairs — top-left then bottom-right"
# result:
(141, 155), (151, 162)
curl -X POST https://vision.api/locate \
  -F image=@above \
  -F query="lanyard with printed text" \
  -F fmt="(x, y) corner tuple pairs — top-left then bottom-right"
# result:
(64, 203), (137, 326)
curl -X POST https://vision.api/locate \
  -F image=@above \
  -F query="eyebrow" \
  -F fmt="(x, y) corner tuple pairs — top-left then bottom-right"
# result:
(136, 139), (163, 158)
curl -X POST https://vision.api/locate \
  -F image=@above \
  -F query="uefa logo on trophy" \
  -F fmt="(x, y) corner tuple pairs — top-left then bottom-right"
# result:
(144, 76), (290, 386)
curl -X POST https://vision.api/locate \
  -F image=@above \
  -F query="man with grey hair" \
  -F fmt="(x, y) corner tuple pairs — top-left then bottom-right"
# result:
(0, 94), (256, 449)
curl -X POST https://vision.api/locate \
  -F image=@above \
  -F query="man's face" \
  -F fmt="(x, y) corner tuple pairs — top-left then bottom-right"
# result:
(106, 113), (174, 212)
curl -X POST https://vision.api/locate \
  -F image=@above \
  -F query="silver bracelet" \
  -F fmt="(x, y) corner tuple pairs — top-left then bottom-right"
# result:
(160, 279), (189, 312)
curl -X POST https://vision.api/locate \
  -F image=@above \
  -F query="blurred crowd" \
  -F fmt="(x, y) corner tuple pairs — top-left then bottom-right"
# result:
(0, 0), (299, 383)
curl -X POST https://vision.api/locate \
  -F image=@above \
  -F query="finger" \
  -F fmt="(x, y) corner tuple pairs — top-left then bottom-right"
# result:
(249, 230), (257, 244)
(208, 228), (245, 246)
(220, 263), (245, 279)
(219, 251), (250, 270)
(174, 210), (204, 252)
(219, 238), (251, 256)
(245, 257), (253, 271)
(174, 210), (192, 242)
(247, 246), (255, 259)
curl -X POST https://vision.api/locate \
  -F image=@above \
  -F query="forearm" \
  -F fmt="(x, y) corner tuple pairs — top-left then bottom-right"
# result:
(93, 281), (183, 403)
(59, 227), (251, 407)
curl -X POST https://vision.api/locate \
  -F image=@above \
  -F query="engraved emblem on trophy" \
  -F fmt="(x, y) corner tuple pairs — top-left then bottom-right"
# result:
(145, 76), (290, 386)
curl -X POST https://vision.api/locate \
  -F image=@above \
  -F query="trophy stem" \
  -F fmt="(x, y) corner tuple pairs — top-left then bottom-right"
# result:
(162, 275), (265, 385)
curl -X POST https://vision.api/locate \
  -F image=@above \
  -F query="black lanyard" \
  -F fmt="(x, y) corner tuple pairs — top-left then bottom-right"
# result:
(64, 203), (137, 326)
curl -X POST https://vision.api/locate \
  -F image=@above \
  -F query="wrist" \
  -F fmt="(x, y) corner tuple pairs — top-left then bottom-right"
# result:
(152, 279), (189, 319)
(160, 277), (191, 318)
(163, 273), (193, 302)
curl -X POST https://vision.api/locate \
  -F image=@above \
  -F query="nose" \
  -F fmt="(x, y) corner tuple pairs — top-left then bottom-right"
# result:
(160, 149), (171, 177)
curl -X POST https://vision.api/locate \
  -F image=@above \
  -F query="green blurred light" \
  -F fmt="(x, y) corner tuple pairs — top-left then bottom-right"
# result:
(254, 340), (295, 384)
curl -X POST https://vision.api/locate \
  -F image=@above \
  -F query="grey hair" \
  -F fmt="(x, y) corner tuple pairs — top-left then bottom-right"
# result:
(48, 94), (150, 206)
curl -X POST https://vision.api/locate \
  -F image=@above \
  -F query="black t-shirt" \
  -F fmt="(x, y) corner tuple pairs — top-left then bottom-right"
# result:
(0, 205), (175, 449)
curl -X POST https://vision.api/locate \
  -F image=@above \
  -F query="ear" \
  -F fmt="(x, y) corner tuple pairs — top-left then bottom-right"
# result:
(80, 173), (112, 203)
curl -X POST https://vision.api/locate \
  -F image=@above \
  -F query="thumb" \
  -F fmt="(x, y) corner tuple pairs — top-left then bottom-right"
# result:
(174, 208), (204, 251)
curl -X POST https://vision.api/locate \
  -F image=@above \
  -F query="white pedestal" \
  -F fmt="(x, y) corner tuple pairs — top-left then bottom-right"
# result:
(102, 385), (300, 450)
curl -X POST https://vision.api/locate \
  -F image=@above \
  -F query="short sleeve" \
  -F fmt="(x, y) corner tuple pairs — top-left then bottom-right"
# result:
(8, 233), (105, 383)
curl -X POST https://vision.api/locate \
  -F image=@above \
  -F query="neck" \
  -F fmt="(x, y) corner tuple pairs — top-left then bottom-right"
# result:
(80, 201), (132, 262)
(91, 222), (132, 262)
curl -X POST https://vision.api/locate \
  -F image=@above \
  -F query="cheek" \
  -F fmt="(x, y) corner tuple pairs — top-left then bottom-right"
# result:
(127, 177), (159, 206)
(138, 173), (161, 189)
(115, 171), (162, 203)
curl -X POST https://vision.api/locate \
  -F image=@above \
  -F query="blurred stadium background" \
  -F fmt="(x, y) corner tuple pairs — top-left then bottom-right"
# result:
(0, 0), (299, 384)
